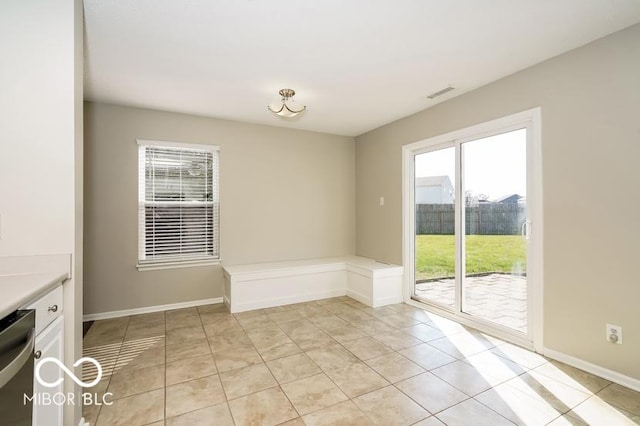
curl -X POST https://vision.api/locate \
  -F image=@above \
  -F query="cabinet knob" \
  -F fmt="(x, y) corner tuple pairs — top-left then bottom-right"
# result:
(34, 350), (42, 360)
(48, 305), (58, 312)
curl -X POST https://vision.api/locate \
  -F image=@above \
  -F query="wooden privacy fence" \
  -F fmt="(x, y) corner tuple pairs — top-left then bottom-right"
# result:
(416, 203), (526, 235)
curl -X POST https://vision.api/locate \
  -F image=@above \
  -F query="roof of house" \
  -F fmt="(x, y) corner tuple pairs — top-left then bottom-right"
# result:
(494, 193), (522, 203)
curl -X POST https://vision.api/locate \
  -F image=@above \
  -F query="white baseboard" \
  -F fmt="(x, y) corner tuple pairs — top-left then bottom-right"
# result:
(83, 297), (224, 321)
(373, 295), (404, 307)
(543, 347), (640, 392)
(346, 289), (372, 307)
(346, 290), (402, 308)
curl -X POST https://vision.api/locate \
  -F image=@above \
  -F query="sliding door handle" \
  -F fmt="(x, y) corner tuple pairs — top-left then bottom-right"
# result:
(521, 220), (531, 240)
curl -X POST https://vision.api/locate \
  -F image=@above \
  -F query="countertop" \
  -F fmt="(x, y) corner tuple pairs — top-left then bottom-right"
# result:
(0, 271), (69, 319)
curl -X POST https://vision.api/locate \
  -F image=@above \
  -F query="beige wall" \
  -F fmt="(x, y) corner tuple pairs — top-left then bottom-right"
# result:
(84, 102), (355, 315)
(356, 24), (640, 379)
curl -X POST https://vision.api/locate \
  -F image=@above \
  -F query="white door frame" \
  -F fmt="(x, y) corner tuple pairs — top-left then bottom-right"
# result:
(401, 108), (543, 352)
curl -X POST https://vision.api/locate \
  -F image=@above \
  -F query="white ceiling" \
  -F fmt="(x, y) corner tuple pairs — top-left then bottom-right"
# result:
(83, 1), (640, 136)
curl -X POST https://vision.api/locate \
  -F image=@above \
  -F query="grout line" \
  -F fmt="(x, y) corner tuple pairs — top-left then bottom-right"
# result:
(274, 300), (414, 422)
(89, 297), (590, 425)
(86, 317), (131, 425)
(162, 311), (167, 423)
(206, 308), (293, 422)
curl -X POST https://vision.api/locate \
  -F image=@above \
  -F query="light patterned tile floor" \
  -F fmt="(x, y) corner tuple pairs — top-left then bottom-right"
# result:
(82, 297), (640, 426)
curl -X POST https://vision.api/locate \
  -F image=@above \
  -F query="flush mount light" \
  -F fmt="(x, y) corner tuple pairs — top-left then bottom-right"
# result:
(268, 88), (306, 118)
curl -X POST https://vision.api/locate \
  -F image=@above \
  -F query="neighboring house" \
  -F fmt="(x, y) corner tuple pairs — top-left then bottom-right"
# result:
(415, 175), (454, 204)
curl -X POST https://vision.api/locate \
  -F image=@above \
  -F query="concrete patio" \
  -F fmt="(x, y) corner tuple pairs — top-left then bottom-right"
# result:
(414, 273), (527, 332)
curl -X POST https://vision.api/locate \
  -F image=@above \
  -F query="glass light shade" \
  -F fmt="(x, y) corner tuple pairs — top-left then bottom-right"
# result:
(268, 88), (306, 118)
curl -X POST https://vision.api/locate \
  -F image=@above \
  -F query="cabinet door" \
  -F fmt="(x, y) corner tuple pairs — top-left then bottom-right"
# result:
(33, 317), (64, 426)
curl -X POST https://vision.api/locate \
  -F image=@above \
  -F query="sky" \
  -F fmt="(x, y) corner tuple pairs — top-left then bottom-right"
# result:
(415, 128), (527, 200)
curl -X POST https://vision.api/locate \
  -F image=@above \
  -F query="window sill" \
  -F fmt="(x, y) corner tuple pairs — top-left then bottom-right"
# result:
(137, 259), (222, 272)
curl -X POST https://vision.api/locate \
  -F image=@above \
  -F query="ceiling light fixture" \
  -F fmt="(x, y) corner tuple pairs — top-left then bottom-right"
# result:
(268, 88), (306, 118)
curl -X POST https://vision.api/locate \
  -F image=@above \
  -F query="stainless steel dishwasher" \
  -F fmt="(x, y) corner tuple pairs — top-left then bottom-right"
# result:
(0, 309), (36, 426)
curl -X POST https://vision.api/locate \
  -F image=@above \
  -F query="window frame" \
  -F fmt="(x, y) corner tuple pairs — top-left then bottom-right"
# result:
(136, 139), (221, 271)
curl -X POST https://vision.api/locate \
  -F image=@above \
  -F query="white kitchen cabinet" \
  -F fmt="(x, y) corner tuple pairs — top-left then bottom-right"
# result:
(32, 317), (64, 426)
(26, 284), (64, 426)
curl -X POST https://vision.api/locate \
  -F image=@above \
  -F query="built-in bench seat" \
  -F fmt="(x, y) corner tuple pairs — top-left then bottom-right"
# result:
(223, 256), (404, 313)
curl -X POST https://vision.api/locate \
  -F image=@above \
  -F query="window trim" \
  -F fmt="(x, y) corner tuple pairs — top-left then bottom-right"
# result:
(136, 139), (220, 152)
(136, 139), (221, 271)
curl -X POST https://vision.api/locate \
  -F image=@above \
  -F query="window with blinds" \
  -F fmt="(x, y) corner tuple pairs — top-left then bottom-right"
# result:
(137, 140), (220, 269)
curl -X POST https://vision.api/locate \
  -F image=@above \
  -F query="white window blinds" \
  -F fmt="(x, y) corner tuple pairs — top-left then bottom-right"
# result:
(138, 140), (220, 267)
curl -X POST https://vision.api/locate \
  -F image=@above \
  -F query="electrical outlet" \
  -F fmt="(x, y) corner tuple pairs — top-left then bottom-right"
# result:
(606, 324), (622, 344)
(379, 197), (385, 206)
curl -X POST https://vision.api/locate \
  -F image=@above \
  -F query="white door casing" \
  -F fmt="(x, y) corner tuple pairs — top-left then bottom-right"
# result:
(402, 108), (543, 351)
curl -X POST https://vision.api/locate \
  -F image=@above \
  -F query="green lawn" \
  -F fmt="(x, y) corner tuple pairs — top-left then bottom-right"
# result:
(416, 235), (526, 281)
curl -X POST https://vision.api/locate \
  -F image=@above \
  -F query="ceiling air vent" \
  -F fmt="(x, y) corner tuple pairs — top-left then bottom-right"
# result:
(427, 86), (455, 99)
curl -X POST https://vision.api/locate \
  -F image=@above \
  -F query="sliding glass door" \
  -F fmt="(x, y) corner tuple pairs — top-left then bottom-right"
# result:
(460, 129), (528, 333)
(414, 147), (456, 309)
(406, 110), (540, 345)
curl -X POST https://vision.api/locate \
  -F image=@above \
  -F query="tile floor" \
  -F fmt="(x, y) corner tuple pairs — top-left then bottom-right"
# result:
(82, 297), (640, 425)
(414, 273), (527, 332)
